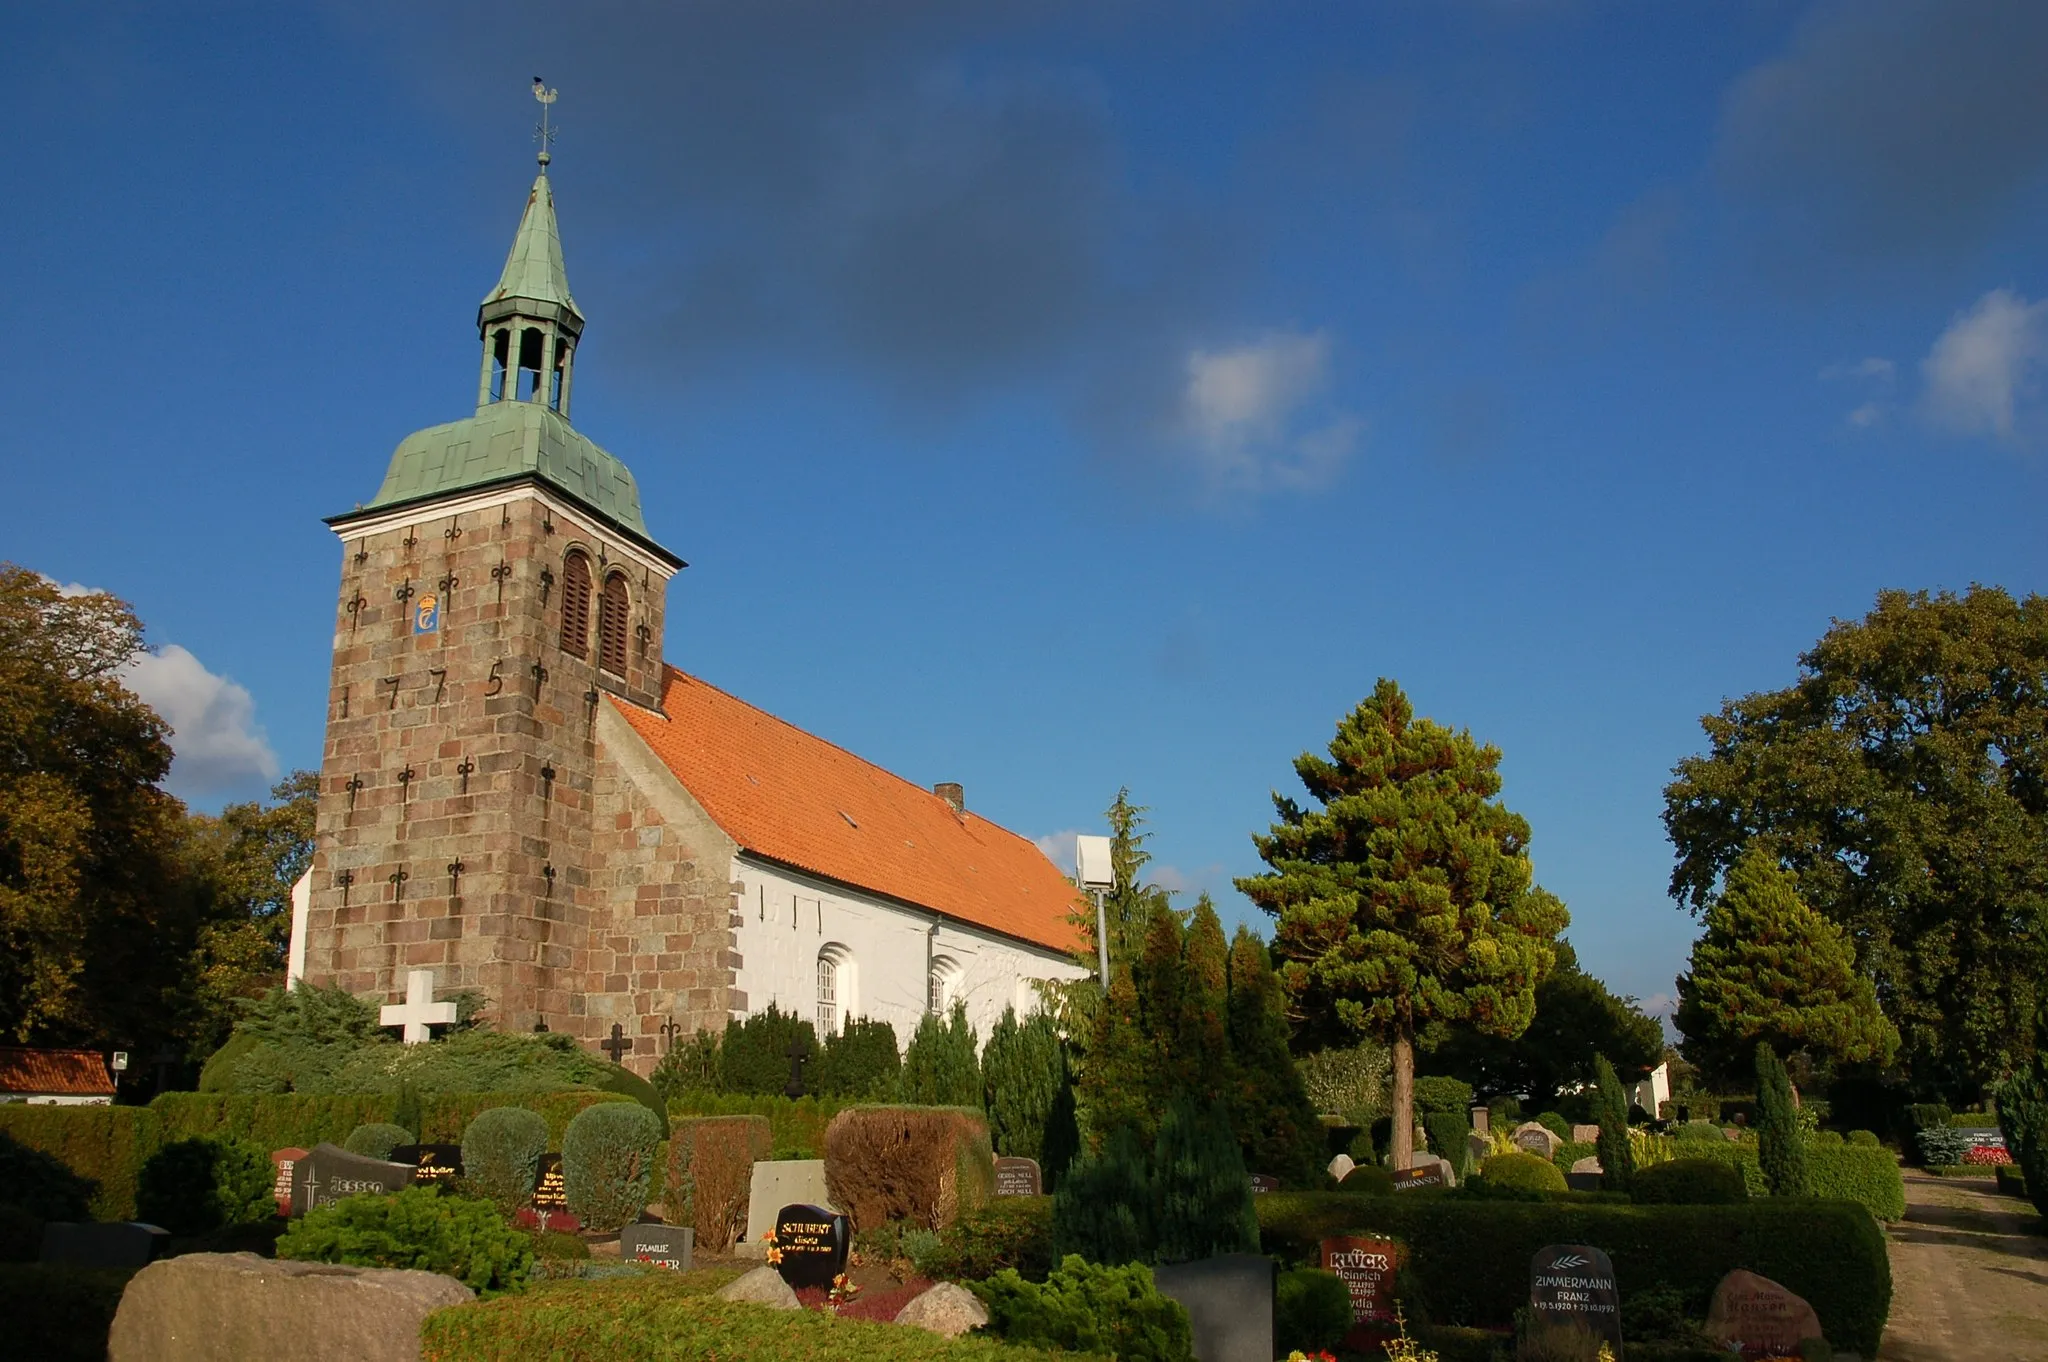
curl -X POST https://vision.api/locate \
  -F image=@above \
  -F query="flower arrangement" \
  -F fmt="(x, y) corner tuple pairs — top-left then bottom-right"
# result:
(760, 1227), (784, 1266)
(1381, 1305), (1440, 1362)
(1283, 1352), (1338, 1362)
(1963, 1144), (2013, 1166)
(828, 1272), (862, 1309)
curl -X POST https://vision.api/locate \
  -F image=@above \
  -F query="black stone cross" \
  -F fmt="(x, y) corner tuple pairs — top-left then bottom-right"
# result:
(784, 1034), (810, 1098)
(602, 1022), (633, 1065)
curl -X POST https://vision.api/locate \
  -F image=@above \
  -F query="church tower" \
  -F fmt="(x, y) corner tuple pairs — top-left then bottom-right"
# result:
(302, 113), (685, 1038)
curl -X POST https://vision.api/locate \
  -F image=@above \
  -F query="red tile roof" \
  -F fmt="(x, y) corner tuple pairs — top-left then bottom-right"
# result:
(0, 1047), (115, 1097)
(613, 668), (1086, 955)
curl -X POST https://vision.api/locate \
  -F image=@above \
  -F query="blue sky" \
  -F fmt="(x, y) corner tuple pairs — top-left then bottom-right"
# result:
(6, 2), (2048, 1020)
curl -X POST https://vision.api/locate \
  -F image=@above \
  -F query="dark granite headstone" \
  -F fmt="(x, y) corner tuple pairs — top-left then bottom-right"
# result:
(40, 1221), (170, 1268)
(1529, 1243), (1622, 1354)
(1248, 1173), (1281, 1195)
(993, 1156), (1043, 1198)
(771, 1203), (850, 1289)
(270, 1147), (308, 1217)
(1391, 1162), (1446, 1192)
(517, 1152), (582, 1232)
(1954, 1126), (2008, 1152)
(1321, 1234), (1400, 1350)
(621, 1221), (694, 1271)
(1153, 1253), (1275, 1362)
(389, 1143), (464, 1184)
(289, 1142), (414, 1216)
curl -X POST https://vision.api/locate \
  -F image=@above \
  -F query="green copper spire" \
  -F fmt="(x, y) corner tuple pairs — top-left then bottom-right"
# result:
(480, 171), (582, 329)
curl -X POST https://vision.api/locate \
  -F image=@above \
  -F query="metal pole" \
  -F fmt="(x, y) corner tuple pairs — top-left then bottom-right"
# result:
(1094, 888), (1109, 991)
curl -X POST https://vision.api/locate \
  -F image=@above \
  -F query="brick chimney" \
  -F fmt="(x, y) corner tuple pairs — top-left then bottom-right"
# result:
(933, 782), (964, 814)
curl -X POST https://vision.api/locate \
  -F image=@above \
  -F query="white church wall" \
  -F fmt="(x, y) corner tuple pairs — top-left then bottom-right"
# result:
(729, 854), (1088, 1050)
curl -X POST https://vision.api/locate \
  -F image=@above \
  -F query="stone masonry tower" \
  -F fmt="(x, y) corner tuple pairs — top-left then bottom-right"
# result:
(302, 136), (685, 1038)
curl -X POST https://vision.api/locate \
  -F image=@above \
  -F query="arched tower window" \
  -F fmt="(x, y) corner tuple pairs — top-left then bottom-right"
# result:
(560, 551), (593, 656)
(928, 955), (959, 1015)
(598, 571), (630, 675)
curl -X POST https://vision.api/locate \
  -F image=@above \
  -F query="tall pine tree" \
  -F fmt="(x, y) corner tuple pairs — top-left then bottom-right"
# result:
(1237, 679), (1567, 1171)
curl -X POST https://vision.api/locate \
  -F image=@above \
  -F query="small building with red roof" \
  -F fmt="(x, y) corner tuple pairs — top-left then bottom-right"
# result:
(0, 1048), (116, 1106)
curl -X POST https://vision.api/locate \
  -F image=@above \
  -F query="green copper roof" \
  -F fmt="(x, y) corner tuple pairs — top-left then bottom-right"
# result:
(482, 172), (581, 325)
(365, 401), (646, 535)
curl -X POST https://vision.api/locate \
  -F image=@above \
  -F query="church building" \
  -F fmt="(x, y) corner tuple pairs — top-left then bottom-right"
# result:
(289, 141), (1088, 1073)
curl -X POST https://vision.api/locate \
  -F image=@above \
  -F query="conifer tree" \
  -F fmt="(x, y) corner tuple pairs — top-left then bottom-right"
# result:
(1040, 1061), (1082, 1192)
(1050, 1127), (1152, 1266)
(1591, 1054), (1633, 1194)
(1078, 962), (1153, 1147)
(1237, 679), (1567, 1172)
(983, 1006), (1065, 1158)
(901, 1001), (982, 1107)
(1755, 1041), (1808, 1197)
(1050, 790), (1178, 1040)
(1151, 1097), (1258, 1264)
(1995, 1044), (2048, 1220)
(1178, 898), (1231, 1106)
(1675, 849), (1897, 1085)
(1225, 924), (1324, 1186)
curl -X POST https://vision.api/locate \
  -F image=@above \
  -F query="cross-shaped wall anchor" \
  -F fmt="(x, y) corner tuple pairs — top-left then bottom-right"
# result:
(444, 522), (461, 543)
(659, 1015), (681, 1052)
(542, 863), (556, 894)
(394, 578), (415, 605)
(539, 568), (554, 604)
(345, 774), (364, 809)
(531, 662), (548, 699)
(636, 622), (651, 658)
(601, 1022), (633, 1065)
(346, 593), (367, 631)
(353, 543), (369, 567)
(456, 758), (475, 793)
(437, 573), (458, 595)
(402, 530), (418, 551)
(336, 870), (354, 905)
(380, 969), (456, 1044)
(388, 868), (409, 902)
(397, 767), (415, 803)
(540, 764), (556, 796)
(491, 562), (511, 602)
(447, 860), (464, 899)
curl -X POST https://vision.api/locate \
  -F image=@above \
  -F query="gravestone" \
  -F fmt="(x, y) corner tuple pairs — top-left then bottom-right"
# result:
(1391, 1162), (1447, 1193)
(1571, 1124), (1601, 1144)
(40, 1221), (169, 1268)
(1954, 1126), (2008, 1153)
(1248, 1173), (1281, 1195)
(771, 1203), (850, 1289)
(1153, 1253), (1275, 1362)
(1513, 1122), (1562, 1159)
(1470, 1106), (1490, 1134)
(1570, 1155), (1602, 1175)
(1467, 1133), (1491, 1168)
(621, 1222), (694, 1272)
(518, 1152), (581, 1233)
(1326, 1152), (1356, 1183)
(290, 1143), (414, 1216)
(388, 1144), (463, 1185)
(1704, 1269), (1824, 1358)
(742, 1159), (834, 1253)
(1321, 1234), (1400, 1350)
(993, 1156), (1043, 1197)
(1528, 1244), (1622, 1354)
(270, 1148), (308, 1217)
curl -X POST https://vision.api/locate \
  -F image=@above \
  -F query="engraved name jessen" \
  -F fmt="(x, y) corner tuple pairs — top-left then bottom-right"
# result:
(324, 1177), (394, 1197)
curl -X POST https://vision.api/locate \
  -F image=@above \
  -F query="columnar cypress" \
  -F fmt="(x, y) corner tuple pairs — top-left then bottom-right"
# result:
(1151, 1097), (1258, 1264)
(1592, 1054), (1633, 1194)
(983, 1006), (1065, 1159)
(1755, 1041), (1808, 1197)
(1078, 963), (1152, 1148)
(1179, 899), (1231, 1109)
(1225, 924), (1324, 1186)
(901, 1000), (982, 1107)
(1995, 1046), (2048, 1220)
(1050, 1127), (1152, 1266)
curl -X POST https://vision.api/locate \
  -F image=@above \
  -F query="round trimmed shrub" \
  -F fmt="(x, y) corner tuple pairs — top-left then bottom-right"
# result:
(136, 1136), (277, 1236)
(562, 1100), (662, 1232)
(974, 1254), (1193, 1362)
(1849, 1129), (1881, 1147)
(462, 1107), (550, 1214)
(343, 1123), (412, 1161)
(1535, 1111), (1571, 1142)
(1276, 1267), (1351, 1355)
(1814, 1130), (1844, 1146)
(1672, 1120), (1726, 1143)
(1631, 1156), (1747, 1205)
(1338, 1163), (1393, 1194)
(1478, 1151), (1566, 1194)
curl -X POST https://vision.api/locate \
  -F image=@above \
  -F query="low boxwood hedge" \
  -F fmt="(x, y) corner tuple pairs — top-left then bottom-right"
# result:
(665, 1092), (848, 1159)
(1255, 1190), (1890, 1356)
(419, 1271), (1080, 1360)
(154, 1091), (631, 1150)
(0, 1106), (161, 1221)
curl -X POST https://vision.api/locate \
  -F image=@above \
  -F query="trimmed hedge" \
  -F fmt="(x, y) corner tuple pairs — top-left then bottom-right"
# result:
(824, 1105), (996, 1232)
(1630, 1157), (1746, 1206)
(667, 1114), (772, 1254)
(929, 1195), (1056, 1283)
(0, 1105), (161, 1221)
(1255, 1191), (1890, 1355)
(463, 1107), (550, 1215)
(562, 1103), (663, 1233)
(153, 1091), (631, 1150)
(666, 1092), (847, 1159)
(1675, 1140), (1905, 1219)
(1478, 1152), (1564, 1193)
(419, 1270), (1077, 1360)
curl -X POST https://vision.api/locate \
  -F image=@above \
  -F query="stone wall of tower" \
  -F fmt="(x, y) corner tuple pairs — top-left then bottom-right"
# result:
(302, 487), (709, 1044)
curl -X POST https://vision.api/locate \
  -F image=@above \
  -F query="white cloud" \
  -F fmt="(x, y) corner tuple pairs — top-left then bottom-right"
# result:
(1922, 287), (2048, 441)
(1179, 330), (1363, 495)
(120, 644), (280, 792)
(1846, 402), (1884, 429)
(1819, 356), (1895, 383)
(1033, 829), (1085, 874)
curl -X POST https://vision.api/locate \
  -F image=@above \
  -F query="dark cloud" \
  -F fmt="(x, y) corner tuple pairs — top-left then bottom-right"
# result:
(1716, 0), (2048, 266)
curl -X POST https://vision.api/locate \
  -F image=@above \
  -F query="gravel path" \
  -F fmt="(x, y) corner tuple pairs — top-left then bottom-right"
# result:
(1880, 1171), (2048, 1361)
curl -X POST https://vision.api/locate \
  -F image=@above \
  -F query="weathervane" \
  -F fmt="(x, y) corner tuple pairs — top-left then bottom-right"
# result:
(532, 76), (559, 169)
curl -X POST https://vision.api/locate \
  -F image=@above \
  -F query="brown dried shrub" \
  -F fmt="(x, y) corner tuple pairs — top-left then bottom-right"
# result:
(822, 1104), (995, 1233)
(666, 1114), (771, 1253)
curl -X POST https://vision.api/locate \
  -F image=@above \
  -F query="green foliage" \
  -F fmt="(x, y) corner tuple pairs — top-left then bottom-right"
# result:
(154, 1089), (628, 1149)
(1254, 1192), (1892, 1356)
(1051, 1128), (1150, 1265)
(926, 1196), (1055, 1283)
(218, 1026), (617, 1098)
(1993, 1050), (2048, 1220)
(1914, 1126), (1974, 1165)
(418, 1271), (1081, 1361)
(813, 1016), (901, 1100)
(664, 1092), (844, 1159)
(1150, 1098), (1257, 1264)
(1671, 1121), (1726, 1144)
(900, 1002), (982, 1107)
(1535, 1111), (1571, 1142)
(1477, 1151), (1566, 1194)
(718, 1002), (817, 1097)
(1630, 1157), (1747, 1205)
(982, 1006), (1064, 1160)
(561, 1101), (661, 1232)
(1804, 1144), (1907, 1220)
(1275, 1267), (1352, 1355)
(343, 1122), (413, 1160)
(1675, 851), (1897, 1085)
(1045, 789), (1177, 1047)
(1593, 1054), (1634, 1194)
(1038, 1065), (1081, 1193)
(1412, 1076), (1475, 1114)
(0, 1264), (135, 1362)
(1663, 586), (2048, 1099)
(1237, 678), (1569, 1170)
(1432, 941), (1664, 1109)
(973, 1254), (1193, 1362)
(278, 1186), (533, 1296)
(1423, 1112), (1473, 1176)
(591, 1063), (669, 1137)
(1849, 1129), (1881, 1147)
(134, 1135), (275, 1235)
(392, 1080), (424, 1141)
(462, 1107), (550, 1214)
(1755, 1043), (1808, 1197)
(1296, 1040), (1390, 1121)
(0, 1128), (94, 1221)
(1224, 924), (1325, 1185)
(0, 1104), (160, 1221)
(649, 1028), (720, 1102)
(1550, 1140), (1596, 1173)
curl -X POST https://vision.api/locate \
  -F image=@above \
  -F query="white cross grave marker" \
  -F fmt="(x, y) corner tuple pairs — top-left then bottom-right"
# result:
(381, 969), (456, 1044)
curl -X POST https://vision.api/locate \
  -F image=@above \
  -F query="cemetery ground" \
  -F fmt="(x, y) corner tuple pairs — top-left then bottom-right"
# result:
(1880, 1170), (2048, 1362)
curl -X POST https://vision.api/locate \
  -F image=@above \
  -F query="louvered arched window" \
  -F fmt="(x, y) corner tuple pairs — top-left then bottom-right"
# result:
(598, 571), (630, 675)
(560, 551), (593, 656)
